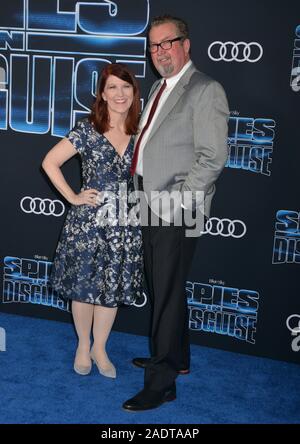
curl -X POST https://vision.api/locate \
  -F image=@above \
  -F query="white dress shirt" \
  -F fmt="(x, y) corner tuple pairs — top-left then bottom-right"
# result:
(135, 60), (192, 176)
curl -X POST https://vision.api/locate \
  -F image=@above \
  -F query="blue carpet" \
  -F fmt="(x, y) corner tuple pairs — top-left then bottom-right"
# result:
(0, 312), (299, 424)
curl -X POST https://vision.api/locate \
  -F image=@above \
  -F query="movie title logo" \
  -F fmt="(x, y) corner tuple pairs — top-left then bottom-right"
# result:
(187, 281), (259, 344)
(227, 114), (275, 176)
(2, 256), (69, 311)
(0, 1), (149, 136)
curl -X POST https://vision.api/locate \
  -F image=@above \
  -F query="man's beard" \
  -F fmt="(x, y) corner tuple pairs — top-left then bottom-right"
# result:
(157, 62), (174, 77)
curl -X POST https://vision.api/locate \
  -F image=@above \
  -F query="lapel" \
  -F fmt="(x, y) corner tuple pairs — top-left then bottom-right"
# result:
(145, 63), (197, 147)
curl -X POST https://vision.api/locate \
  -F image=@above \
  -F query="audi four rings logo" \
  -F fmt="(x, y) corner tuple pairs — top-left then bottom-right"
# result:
(20, 197), (65, 217)
(202, 218), (247, 238)
(286, 314), (300, 335)
(133, 291), (147, 308)
(208, 41), (263, 62)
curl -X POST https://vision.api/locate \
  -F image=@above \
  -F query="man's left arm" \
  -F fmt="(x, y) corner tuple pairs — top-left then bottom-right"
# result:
(181, 80), (229, 205)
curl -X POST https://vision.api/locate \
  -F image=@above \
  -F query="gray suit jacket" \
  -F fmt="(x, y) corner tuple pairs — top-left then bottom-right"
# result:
(134, 62), (229, 223)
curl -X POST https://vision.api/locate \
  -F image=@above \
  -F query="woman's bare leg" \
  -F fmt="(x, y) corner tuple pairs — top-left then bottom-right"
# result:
(92, 306), (118, 368)
(72, 300), (94, 366)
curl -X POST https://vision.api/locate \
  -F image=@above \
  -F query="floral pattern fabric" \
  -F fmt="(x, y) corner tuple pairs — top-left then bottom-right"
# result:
(50, 119), (143, 307)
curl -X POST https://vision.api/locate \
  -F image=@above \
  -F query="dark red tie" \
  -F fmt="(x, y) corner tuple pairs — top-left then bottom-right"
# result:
(130, 79), (167, 176)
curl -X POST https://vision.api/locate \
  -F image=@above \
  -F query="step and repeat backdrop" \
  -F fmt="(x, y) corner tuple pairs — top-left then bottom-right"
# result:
(0, 0), (299, 364)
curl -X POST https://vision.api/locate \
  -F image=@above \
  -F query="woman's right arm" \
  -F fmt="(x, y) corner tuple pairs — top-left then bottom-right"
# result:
(42, 138), (98, 207)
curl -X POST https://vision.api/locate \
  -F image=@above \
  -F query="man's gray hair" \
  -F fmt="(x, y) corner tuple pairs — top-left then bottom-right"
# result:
(150, 14), (189, 40)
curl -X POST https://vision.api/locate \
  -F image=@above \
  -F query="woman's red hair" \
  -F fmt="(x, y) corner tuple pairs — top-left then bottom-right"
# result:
(89, 63), (140, 135)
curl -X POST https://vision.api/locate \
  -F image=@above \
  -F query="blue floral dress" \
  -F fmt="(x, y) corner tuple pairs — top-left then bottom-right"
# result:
(50, 119), (144, 307)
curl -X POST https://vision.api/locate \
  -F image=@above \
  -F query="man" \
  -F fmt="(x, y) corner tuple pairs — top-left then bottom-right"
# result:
(123, 15), (229, 411)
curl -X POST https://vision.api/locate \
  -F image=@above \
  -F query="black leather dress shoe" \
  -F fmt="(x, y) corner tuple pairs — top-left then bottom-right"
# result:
(123, 383), (176, 412)
(132, 357), (190, 375)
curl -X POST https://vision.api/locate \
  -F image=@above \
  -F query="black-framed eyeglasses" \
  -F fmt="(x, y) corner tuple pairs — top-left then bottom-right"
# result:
(148, 36), (184, 53)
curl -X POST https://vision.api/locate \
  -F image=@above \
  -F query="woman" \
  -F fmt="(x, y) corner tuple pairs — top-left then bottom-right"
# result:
(42, 64), (143, 378)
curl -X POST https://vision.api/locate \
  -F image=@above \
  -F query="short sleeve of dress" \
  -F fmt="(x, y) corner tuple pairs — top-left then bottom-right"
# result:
(65, 119), (88, 154)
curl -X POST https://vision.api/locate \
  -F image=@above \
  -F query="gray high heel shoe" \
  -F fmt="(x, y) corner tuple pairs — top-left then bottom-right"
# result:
(74, 361), (92, 375)
(73, 348), (92, 375)
(90, 349), (116, 379)
(73, 356), (92, 376)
